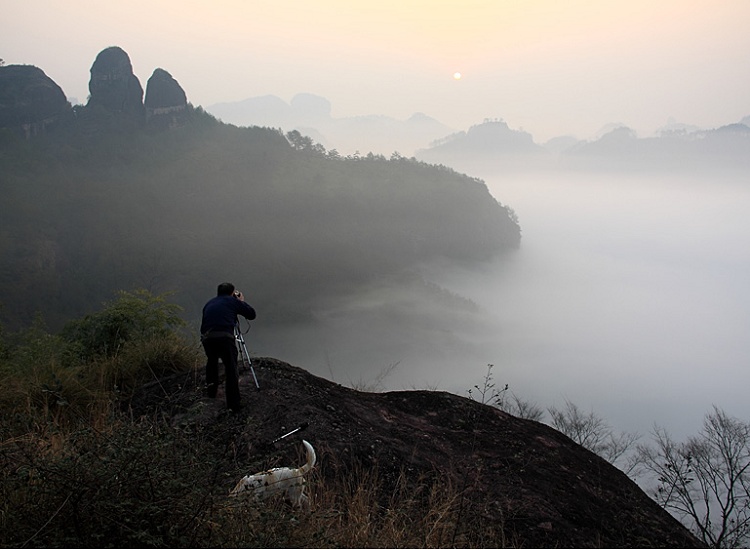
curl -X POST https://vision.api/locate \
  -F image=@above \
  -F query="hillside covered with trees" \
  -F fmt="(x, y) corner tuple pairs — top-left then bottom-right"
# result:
(0, 47), (520, 334)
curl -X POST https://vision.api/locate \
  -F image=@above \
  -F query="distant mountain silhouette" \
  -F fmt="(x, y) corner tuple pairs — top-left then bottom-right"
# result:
(561, 122), (750, 172)
(416, 119), (547, 165)
(655, 118), (702, 136)
(208, 91), (750, 174)
(206, 93), (453, 156)
(414, 117), (750, 174)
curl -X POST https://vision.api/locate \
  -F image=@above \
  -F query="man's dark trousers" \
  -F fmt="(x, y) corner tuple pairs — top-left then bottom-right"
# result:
(202, 335), (241, 410)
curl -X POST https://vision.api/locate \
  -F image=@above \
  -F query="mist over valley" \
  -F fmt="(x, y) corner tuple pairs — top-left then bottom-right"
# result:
(2, 46), (749, 445)
(430, 170), (750, 440)
(252, 163), (750, 441)
(211, 93), (750, 440)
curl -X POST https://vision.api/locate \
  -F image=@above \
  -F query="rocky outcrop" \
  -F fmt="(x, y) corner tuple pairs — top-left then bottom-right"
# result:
(128, 358), (705, 548)
(144, 68), (187, 126)
(0, 65), (71, 137)
(87, 46), (144, 117)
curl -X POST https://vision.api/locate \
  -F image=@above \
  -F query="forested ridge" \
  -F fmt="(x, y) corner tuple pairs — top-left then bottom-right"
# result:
(0, 104), (520, 332)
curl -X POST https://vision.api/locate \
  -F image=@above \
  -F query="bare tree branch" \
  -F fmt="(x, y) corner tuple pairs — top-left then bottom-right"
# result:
(638, 406), (750, 548)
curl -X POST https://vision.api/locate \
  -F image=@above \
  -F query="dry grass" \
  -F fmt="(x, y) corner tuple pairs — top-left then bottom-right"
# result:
(211, 462), (497, 548)
(0, 317), (514, 548)
(0, 390), (514, 548)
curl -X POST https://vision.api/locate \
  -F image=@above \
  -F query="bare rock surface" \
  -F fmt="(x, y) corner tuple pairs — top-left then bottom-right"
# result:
(127, 357), (704, 548)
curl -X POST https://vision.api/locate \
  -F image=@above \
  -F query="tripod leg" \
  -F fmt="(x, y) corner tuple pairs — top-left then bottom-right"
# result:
(242, 342), (259, 389)
(235, 329), (260, 389)
(248, 359), (259, 389)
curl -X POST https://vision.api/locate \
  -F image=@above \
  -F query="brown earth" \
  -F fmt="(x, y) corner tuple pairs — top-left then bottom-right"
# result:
(127, 357), (704, 548)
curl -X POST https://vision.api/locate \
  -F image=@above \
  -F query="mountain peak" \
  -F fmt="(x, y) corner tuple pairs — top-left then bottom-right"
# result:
(0, 64), (71, 136)
(87, 46), (144, 116)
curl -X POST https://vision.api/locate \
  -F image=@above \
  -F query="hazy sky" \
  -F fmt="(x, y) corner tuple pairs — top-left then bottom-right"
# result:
(4, 0), (749, 141)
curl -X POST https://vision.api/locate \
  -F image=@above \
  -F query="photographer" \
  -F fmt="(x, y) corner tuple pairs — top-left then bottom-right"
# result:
(200, 282), (256, 412)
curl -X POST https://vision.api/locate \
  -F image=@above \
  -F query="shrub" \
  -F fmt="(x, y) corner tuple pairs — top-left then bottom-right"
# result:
(0, 290), (197, 431)
(61, 289), (186, 361)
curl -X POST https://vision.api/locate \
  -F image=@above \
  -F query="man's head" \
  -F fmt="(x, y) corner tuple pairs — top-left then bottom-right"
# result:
(217, 282), (235, 296)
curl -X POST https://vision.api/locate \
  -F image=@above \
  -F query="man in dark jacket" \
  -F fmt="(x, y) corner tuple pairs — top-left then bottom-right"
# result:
(200, 282), (257, 412)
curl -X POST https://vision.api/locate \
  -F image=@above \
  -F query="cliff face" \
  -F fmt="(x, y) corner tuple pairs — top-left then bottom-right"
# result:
(86, 46), (145, 117)
(144, 68), (187, 111)
(2, 47), (190, 134)
(129, 358), (705, 548)
(0, 65), (71, 137)
(144, 67), (188, 127)
(84, 47), (190, 128)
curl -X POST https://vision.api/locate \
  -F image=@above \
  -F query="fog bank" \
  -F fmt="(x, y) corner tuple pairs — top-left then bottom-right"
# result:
(437, 171), (750, 439)
(254, 169), (750, 440)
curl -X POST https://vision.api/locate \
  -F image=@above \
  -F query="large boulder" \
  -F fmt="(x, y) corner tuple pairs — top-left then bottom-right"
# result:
(127, 358), (705, 549)
(87, 46), (144, 117)
(144, 68), (187, 112)
(0, 64), (71, 136)
(144, 68), (188, 127)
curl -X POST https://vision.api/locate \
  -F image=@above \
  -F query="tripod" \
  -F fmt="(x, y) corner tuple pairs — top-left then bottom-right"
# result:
(235, 322), (260, 389)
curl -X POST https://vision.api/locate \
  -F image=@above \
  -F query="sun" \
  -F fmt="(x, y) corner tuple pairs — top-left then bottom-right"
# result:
(453, 72), (462, 80)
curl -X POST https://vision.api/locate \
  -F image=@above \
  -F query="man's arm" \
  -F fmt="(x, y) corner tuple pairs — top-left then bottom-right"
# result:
(233, 293), (257, 320)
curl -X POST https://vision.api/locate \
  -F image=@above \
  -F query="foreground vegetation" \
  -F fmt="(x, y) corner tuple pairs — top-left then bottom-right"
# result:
(0, 290), (507, 548)
(1, 290), (748, 547)
(2, 411), (501, 548)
